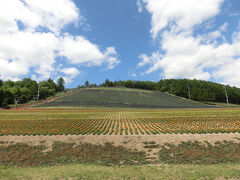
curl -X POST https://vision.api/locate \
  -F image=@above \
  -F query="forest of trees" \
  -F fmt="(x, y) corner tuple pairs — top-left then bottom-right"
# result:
(0, 77), (65, 107)
(100, 78), (240, 104)
(1, 77), (240, 107)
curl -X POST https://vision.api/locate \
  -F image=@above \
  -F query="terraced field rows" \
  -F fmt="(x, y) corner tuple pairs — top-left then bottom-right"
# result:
(0, 110), (239, 135)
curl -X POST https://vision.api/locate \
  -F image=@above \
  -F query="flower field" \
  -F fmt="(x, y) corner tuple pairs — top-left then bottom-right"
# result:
(0, 109), (239, 135)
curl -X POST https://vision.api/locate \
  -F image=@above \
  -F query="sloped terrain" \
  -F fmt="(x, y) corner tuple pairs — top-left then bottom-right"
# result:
(37, 88), (211, 108)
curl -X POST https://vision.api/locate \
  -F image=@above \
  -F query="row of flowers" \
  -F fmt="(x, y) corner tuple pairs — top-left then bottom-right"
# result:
(0, 111), (239, 135)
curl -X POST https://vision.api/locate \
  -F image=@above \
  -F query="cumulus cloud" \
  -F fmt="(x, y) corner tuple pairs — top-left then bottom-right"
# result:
(60, 35), (104, 66)
(0, 0), (120, 81)
(0, 0), (79, 35)
(137, 0), (240, 86)
(60, 35), (120, 69)
(142, 0), (224, 39)
(103, 47), (120, 70)
(0, 31), (59, 80)
(60, 67), (80, 84)
(213, 59), (240, 87)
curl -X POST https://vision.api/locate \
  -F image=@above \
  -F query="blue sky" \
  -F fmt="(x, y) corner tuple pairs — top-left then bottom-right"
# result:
(0, 0), (240, 87)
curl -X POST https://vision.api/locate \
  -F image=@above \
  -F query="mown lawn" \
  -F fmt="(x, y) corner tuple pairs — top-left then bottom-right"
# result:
(1, 163), (240, 180)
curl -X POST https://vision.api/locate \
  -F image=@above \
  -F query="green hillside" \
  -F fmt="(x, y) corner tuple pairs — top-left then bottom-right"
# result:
(99, 79), (240, 105)
(37, 88), (211, 108)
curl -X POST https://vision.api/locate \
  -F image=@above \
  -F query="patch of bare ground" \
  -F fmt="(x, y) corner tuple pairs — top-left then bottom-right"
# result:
(0, 133), (239, 160)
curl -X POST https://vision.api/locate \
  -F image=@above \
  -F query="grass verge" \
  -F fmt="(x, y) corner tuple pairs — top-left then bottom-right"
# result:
(0, 163), (240, 180)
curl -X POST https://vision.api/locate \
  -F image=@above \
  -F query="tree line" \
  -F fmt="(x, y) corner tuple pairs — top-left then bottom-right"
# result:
(1, 77), (240, 107)
(0, 77), (65, 107)
(99, 78), (240, 104)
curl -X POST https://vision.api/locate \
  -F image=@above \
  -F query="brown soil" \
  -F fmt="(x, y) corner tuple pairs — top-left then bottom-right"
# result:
(1, 133), (239, 158)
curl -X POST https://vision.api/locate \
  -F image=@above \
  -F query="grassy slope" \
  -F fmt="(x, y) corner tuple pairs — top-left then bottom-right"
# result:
(38, 87), (211, 108)
(1, 163), (239, 180)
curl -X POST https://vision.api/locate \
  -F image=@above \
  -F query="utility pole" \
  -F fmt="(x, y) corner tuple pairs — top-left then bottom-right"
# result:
(37, 84), (40, 102)
(224, 86), (229, 107)
(14, 98), (18, 109)
(171, 84), (173, 94)
(188, 86), (191, 100)
(33, 96), (36, 104)
(71, 79), (74, 92)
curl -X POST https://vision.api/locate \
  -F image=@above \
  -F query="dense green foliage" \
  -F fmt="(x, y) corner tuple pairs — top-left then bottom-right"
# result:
(100, 79), (240, 104)
(1, 76), (240, 107)
(0, 78), (65, 107)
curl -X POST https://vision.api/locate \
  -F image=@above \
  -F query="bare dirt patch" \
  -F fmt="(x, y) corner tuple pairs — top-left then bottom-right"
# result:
(0, 133), (239, 154)
(0, 133), (240, 166)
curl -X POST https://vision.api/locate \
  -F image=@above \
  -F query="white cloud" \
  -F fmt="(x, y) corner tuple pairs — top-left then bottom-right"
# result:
(0, 0), (79, 35)
(60, 35), (120, 69)
(139, 30), (240, 84)
(60, 35), (104, 66)
(0, 0), (120, 81)
(0, 58), (27, 81)
(136, 0), (143, 13)
(0, 31), (59, 80)
(141, 0), (224, 39)
(103, 47), (120, 70)
(132, 73), (137, 77)
(137, 0), (240, 87)
(137, 54), (152, 67)
(220, 22), (228, 32)
(61, 67), (80, 76)
(60, 67), (80, 84)
(213, 59), (240, 87)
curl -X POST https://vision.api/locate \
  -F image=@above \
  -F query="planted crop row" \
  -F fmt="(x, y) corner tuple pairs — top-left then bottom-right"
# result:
(0, 110), (239, 135)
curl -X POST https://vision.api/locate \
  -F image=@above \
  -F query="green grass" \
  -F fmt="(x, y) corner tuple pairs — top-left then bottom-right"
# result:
(1, 163), (239, 180)
(37, 88), (210, 108)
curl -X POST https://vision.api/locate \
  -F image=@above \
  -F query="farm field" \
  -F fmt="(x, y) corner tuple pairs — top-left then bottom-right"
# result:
(0, 108), (240, 179)
(0, 109), (239, 135)
(36, 88), (211, 108)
